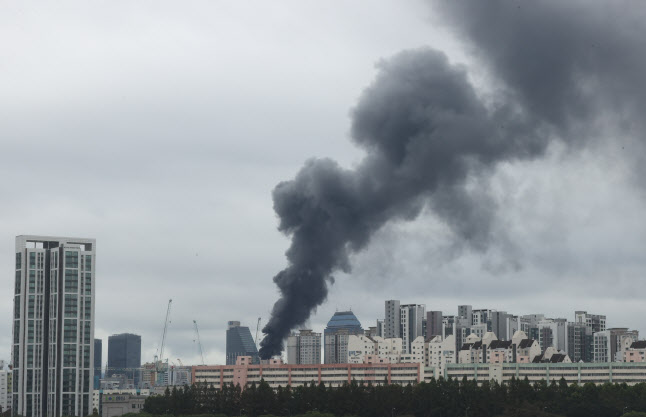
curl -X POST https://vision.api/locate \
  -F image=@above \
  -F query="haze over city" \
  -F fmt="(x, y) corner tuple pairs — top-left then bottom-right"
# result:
(3, 0), (646, 371)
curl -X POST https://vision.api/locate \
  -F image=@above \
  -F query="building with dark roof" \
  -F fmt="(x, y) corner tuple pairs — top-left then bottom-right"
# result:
(226, 321), (259, 365)
(324, 311), (364, 364)
(108, 333), (141, 386)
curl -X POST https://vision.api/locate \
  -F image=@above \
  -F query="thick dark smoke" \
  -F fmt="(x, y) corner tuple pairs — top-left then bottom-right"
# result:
(259, 1), (646, 358)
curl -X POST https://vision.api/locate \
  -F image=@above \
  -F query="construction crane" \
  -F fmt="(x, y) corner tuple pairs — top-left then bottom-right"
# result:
(254, 317), (262, 348)
(177, 358), (184, 367)
(193, 320), (205, 366)
(156, 299), (173, 372)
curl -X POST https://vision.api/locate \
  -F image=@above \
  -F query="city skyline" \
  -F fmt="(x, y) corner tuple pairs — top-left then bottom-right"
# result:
(3, 0), (646, 368)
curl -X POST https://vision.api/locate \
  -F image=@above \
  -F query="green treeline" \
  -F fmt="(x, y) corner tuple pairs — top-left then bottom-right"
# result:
(142, 378), (646, 417)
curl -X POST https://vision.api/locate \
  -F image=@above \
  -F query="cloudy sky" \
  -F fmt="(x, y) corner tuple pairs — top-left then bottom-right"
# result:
(2, 1), (646, 366)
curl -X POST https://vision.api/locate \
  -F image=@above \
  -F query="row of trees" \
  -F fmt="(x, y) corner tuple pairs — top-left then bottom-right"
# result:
(143, 377), (646, 417)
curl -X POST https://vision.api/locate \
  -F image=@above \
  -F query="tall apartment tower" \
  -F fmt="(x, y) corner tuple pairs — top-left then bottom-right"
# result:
(107, 334), (141, 386)
(12, 236), (95, 417)
(384, 300), (400, 339)
(286, 330), (321, 365)
(425, 311), (443, 339)
(400, 304), (426, 354)
(323, 311), (363, 364)
(575, 311), (606, 333)
(225, 321), (259, 365)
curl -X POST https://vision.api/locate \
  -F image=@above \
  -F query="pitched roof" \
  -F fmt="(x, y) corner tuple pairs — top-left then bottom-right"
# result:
(532, 354), (544, 363)
(518, 339), (536, 349)
(489, 340), (512, 349)
(630, 341), (646, 349)
(550, 354), (566, 363)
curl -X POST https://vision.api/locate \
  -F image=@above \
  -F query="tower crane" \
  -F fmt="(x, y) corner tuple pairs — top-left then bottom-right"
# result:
(254, 317), (262, 348)
(193, 320), (205, 366)
(155, 299), (173, 372)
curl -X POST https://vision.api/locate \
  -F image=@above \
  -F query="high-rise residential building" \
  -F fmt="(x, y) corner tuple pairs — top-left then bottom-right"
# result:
(323, 311), (363, 364)
(12, 235), (96, 417)
(575, 311), (606, 333)
(376, 320), (384, 337)
(286, 330), (321, 364)
(490, 311), (512, 340)
(458, 305), (473, 326)
(107, 334), (141, 386)
(93, 339), (102, 390)
(225, 321), (259, 365)
(567, 322), (593, 363)
(400, 304), (426, 354)
(537, 319), (568, 353)
(384, 300), (400, 339)
(383, 301), (425, 353)
(593, 328), (639, 363)
(425, 311), (443, 339)
(1, 361), (9, 414)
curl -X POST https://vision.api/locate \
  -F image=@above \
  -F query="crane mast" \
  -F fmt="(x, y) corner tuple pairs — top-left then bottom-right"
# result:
(193, 320), (205, 366)
(157, 299), (172, 372)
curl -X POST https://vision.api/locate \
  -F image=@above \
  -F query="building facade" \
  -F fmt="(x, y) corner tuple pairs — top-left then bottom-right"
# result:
(1, 364), (10, 414)
(193, 356), (421, 390)
(323, 311), (363, 364)
(425, 311), (443, 339)
(94, 339), (102, 390)
(107, 334), (141, 386)
(286, 330), (321, 365)
(225, 321), (259, 365)
(12, 235), (96, 417)
(384, 300), (400, 339)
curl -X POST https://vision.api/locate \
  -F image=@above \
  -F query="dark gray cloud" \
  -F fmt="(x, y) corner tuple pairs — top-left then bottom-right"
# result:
(260, 1), (646, 357)
(261, 49), (548, 357)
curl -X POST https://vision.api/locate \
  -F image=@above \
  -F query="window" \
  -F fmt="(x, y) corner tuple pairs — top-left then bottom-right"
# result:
(84, 298), (91, 320)
(15, 271), (21, 294)
(65, 269), (78, 293)
(84, 255), (91, 271)
(16, 252), (22, 269)
(63, 369), (76, 392)
(65, 251), (78, 268)
(64, 319), (77, 342)
(64, 295), (78, 318)
(29, 270), (36, 294)
(14, 296), (21, 319)
(29, 252), (36, 268)
(64, 344), (76, 366)
(28, 295), (35, 318)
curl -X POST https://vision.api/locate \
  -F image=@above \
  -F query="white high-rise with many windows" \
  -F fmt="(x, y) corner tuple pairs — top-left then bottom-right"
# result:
(12, 236), (95, 417)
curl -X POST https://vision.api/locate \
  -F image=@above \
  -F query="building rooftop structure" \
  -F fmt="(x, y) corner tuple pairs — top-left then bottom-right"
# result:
(325, 311), (363, 331)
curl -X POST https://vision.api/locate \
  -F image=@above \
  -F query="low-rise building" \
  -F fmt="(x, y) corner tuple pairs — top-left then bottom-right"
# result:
(624, 341), (646, 363)
(92, 389), (151, 416)
(445, 362), (646, 386)
(193, 356), (422, 390)
(101, 393), (146, 417)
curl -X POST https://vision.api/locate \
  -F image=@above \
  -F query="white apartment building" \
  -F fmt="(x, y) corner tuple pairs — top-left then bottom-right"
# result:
(286, 330), (321, 365)
(347, 335), (454, 369)
(0, 363), (10, 413)
(12, 236), (96, 417)
(594, 328), (639, 363)
(426, 335), (456, 376)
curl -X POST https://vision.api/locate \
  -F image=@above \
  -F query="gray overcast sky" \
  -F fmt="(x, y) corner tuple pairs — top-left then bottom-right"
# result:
(2, 1), (645, 366)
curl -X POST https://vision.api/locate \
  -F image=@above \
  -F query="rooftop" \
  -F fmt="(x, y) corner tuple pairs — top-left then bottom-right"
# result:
(324, 311), (363, 333)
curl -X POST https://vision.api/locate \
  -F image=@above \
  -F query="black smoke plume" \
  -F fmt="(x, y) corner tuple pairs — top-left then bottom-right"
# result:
(259, 1), (646, 359)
